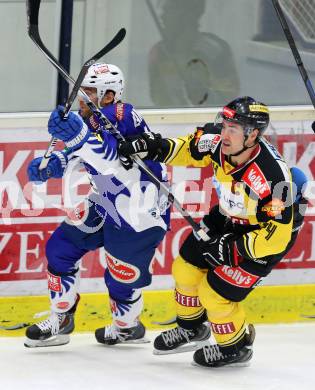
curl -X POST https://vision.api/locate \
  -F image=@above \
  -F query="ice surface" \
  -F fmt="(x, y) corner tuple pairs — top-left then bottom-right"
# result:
(0, 323), (314, 390)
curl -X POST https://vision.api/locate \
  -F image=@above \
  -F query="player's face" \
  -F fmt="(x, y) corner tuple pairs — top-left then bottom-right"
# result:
(100, 90), (115, 106)
(79, 87), (98, 118)
(220, 120), (245, 155)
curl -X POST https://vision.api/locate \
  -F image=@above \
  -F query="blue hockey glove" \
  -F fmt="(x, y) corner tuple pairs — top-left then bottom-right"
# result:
(27, 151), (68, 183)
(48, 105), (90, 149)
(290, 167), (308, 202)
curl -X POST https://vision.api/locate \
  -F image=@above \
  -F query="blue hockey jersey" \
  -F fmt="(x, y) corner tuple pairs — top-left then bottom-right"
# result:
(67, 103), (170, 232)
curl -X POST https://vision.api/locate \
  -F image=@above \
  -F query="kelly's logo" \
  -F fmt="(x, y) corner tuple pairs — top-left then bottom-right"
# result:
(214, 265), (259, 288)
(242, 163), (271, 199)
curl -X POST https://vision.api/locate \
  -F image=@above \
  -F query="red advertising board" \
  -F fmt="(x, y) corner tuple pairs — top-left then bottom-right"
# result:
(0, 134), (314, 287)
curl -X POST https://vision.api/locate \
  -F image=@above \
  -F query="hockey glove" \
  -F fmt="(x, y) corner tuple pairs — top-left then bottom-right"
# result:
(27, 151), (68, 183)
(199, 233), (240, 268)
(118, 131), (162, 170)
(48, 105), (90, 149)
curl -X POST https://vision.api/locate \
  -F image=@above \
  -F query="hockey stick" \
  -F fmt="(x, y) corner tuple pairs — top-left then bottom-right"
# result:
(26, 2), (209, 241)
(81, 104), (210, 240)
(272, 0), (315, 133)
(38, 29), (125, 171)
(26, 0), (126, 168)
(78, 105), (209, 240)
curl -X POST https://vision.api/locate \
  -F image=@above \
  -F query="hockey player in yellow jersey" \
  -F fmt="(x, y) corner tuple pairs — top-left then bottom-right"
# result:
(118, 96), (307, 368)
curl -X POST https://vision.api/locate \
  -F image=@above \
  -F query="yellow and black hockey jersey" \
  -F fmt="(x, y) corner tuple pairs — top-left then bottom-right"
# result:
(158, 123), (294, 262)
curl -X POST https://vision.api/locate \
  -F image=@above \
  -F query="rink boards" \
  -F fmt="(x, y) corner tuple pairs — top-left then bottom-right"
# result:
(0, 107), (314, 333)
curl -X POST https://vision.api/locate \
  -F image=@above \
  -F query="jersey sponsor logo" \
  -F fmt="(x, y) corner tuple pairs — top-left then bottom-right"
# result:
(214, 265), (259, 288)
(47, 271), (62, 292)
(223, 107), (236, 118)
(223, 195), (244, 211)
(210, 134), (221, 153)
(115, 103), (124, 121)
(105, 252), (140, 283)
(211, 321), (236, 335)
(242, 162), (271, 199)
(194, 127), (204, 146)
(88, 115), (101, 131)
(230, 216), (249, 225)
(219, 182), (246, 217)
(174, 290), (201, 307)
(197, 133), (219, 153)
(261, 198), (285, 217)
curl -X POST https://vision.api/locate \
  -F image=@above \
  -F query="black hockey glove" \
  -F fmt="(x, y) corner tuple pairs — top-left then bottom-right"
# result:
(118, 132), (162, 170)
(199, 233), (240, 268)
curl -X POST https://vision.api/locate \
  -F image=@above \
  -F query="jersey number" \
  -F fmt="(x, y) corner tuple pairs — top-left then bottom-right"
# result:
(265, 222), (277, 241)
(132, 109), (143, 128)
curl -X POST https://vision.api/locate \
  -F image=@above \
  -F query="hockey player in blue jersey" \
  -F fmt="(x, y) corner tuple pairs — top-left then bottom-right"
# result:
(25, 63), (170, 348)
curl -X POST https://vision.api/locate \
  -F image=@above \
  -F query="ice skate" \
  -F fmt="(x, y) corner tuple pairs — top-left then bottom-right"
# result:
(153, 323), (211, 355)
(95, 321), (150, 345)
(24, 296), (79, 348)
(192, 324), (255, 368)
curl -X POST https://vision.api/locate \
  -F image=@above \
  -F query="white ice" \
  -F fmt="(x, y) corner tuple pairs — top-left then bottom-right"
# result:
(0, 323), (314, 390)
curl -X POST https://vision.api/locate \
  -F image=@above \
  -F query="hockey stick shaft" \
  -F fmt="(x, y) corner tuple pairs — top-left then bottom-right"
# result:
(26, 0), (126, 169)
(272, 0), (315, 119)
(82, 102), (209, 239)
(26, 2), (208, 240)
(130, 155), (209, 240)
(38, 28), (125, 170)
(63, 27), (126, 118)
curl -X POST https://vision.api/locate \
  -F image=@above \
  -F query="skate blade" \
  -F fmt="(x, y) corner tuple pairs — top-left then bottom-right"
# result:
(119, 336), (151, 345)
(153, 339), (210, 355)
(24, 334), (70, 348)
(191, 360), (251, 368)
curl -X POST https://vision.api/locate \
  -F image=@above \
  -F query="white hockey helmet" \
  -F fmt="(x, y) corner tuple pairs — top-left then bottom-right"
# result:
(82, 63), (124, 104)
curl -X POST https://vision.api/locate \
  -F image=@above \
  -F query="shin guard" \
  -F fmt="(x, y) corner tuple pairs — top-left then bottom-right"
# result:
(48, 267), (80, 313)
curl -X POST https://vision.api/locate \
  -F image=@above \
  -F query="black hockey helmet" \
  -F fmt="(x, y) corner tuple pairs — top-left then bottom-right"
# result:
(216, 96), (270, 137)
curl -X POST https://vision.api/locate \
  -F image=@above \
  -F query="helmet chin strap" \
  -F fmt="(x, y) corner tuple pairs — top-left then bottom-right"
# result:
(228, 132), (258, 157)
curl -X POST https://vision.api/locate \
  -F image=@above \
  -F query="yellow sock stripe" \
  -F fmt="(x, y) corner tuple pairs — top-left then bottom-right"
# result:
(177, 308), (206, 322)
(216, 321), (247, 347)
